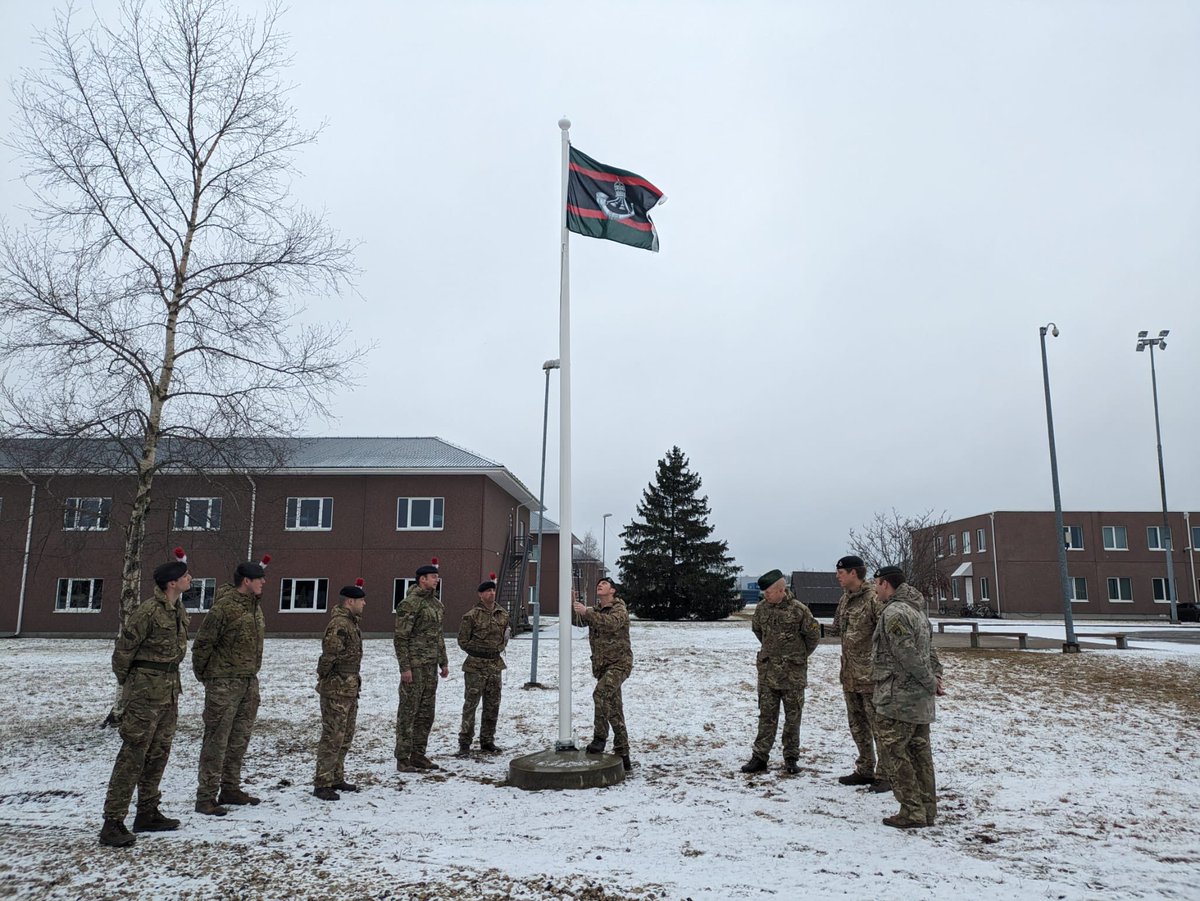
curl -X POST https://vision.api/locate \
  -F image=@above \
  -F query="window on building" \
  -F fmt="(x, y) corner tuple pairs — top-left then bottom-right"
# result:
(1064, 525), (1084, 550)
(182, 578), (217, 612)
(1152, 578), (1175, 603)
(948, 534), (957, 555)
(979, 576), (990, 600)
(1193, 526), (1200, 551)
(285, 497), (333, 531)
(1107, 577), (1133, 602)
(396, 497), (445, 531)
(393, 578), (443, 612)
(528, 542), (541, 564)
(977, 528), (987, 553)
(174, 497), (223, 531)
(962, 531), (971, 554)
(1147, 526), (1172, 551)
(55, 577), (103, 612)
(280, 578), (328, 612)
(1069, 577), (1088, 602)
(1102, 526), (1128, 551)
(951, 577), (961, 600)
(63, 497), (112, 531)
(935, 535), (943, 558)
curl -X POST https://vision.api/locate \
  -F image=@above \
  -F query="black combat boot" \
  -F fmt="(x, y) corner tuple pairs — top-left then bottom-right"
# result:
(585, 738), (606, 754)
(621, 755), (632, 772)
(332, 781), (359, 792)
(869, 779), (893, 794)
(218, 787), (260, 806)
(480, 741), (502, 754)
(410, 753), (439, 770)
(838, 772), (875, 786)
(455, 742), (472, 758)
(313, 786), (340, 801)
(99, 818), (136, 848)
(194, 799), (228, 816)
(740, 756), (768, 774)
(133, 807), (181, 832)
(783, 760), (800, 775)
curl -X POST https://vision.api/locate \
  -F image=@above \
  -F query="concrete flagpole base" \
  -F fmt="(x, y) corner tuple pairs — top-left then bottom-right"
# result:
(508, 748), (625, 791)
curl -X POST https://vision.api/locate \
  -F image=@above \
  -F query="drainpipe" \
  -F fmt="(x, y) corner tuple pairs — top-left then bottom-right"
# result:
(245, 475), (257, 558)
(13, 475), (37, 637)
(1186, 511), (1197, 605)
(989, 512), (1002, 618)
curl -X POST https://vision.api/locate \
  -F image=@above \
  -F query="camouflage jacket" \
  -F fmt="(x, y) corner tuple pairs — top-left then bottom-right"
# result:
(573, 599), (633, 676)
(752, 592), (821, 690)
(191, 583), (265, 681)
(831, 581), (883, 693)
(317, 604), (363, 698)
(112, 587), (190, 702)
(394, 584), (448, 672)
(457, 602), (510, 674)
(871, 583), (939, 723)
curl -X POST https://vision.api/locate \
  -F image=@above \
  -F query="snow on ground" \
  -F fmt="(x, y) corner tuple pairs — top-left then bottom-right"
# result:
(1, 621), (1197, 900)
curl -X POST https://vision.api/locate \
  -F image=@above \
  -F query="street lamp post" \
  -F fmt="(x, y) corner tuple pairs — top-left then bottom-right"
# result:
(601, 512), (612, 577)
(1136, 330), (1178, 624)
(1039, 323), (1079, 652)
(527, 358), (560, 687)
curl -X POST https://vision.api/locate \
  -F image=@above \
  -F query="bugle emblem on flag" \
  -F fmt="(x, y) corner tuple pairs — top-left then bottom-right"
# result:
(566, 147), (664, 252)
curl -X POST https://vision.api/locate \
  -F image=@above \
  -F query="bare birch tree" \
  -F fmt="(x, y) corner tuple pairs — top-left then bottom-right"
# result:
(847, 508), (950, 601)
(0, 0), (357, 622)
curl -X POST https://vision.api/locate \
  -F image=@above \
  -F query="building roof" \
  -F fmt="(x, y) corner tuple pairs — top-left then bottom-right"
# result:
(0, 436), (539, 507)
(530, 512), (560, 534)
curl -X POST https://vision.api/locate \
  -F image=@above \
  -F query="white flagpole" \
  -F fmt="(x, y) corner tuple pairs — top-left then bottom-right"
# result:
(556, 116), (575, 750)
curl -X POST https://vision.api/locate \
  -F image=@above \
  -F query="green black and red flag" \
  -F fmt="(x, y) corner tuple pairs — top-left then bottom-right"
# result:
(566, 147), (664, 252)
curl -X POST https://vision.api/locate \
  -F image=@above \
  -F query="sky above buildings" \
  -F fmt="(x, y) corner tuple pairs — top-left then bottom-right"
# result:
(1, 1), (1197, 579)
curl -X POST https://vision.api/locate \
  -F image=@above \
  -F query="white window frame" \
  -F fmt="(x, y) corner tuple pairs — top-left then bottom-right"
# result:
(948, 534), (957, 555)
(396, 497), (445, 531)
(55, 577), (103, 612)
(1192, 525), (1200, 551)
(1064, 525), (1084, 550)
(1102, 525), (1128, 551)
(285, 497), (333, 531)
(1068, 576), (1088, 602)
(182, 577), (217, 612)
(1107, 577), (1133, 603)
(63, 497), (112, 531)
(977, 528), (987, 553)
(1147, 526), (1172, 551)
(1152, 577), (1175, 603)
(174, 497), (223, 531)
(962, 530), (971, 554)
(951, 577), (961, 600)
(935, 535), (944, 558)
(979, 576), (990, 600)
(393, 577), (443, 612)
(279, 577), (329, 612)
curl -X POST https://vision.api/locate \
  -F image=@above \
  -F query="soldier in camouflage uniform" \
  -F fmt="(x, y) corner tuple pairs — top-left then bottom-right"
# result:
(871, 565), (944, 829)
(456, 576), (510, 755)
(572, 577), (634, 771)
(394, 560), (449, 771)
(99, 549), (191, 848)
(191, 556), (268, 815)
(742, 569), (821, 775)
(829, 554), (890, 791)
(314, 579), (366, 801)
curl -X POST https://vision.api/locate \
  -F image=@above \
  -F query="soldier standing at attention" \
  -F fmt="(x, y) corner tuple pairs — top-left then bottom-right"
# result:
(871, 565), (943, 829)
(313, 579), (367, 801)
(572, 577), (634, 772)
(100, 547), (191, 848)
(456, 574), (511, 756)
(830, 555), (890, 792)
(191, 555), (269, 816)
(394, 559), (449, 772)
(741, 569), (821, 775)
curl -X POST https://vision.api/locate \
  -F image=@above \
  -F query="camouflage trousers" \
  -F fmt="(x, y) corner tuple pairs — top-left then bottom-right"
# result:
(197, 676), (260, 802)
(592, 663), (631, 756)
(395, 663), (438, 761)
(315, 693), (359, 788)
(458, 670), (502, 746)
(875, 715), (936, 823)
(103, 694), (178, 820)
(752, 682), (805, 762)
(844, 690), (889, 780)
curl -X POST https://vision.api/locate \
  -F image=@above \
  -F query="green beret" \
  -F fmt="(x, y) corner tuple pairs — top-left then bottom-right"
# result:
(757, 569), (785, 590)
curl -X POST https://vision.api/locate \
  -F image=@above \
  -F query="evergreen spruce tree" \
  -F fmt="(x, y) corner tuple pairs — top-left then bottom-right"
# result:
(617, 446), (739, 621)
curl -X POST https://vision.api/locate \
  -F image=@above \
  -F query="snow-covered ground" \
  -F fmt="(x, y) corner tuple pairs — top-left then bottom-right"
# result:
(1, 621), (1197, 900)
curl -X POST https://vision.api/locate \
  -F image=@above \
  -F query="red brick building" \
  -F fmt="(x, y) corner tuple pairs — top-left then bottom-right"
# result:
(916, 510), (1200, 618)
(0, 437), (538, 636)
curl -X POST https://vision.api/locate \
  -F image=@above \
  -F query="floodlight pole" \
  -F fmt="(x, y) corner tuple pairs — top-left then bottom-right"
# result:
(528, 359), (559, 686)
(1136, 331), (1178, 623)
(1039, 323), (1079, 652)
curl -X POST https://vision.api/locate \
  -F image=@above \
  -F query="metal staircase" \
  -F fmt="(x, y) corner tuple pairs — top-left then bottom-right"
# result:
(497, 519), (534, 632)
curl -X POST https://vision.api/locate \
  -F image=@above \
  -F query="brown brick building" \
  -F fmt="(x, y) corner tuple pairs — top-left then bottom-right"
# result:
(916, 510), (1200, 618)
(0, 437), (539, 636)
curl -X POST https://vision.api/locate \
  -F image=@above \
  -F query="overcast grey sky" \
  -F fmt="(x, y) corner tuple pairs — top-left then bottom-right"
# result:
(2, 1), (1197, 580)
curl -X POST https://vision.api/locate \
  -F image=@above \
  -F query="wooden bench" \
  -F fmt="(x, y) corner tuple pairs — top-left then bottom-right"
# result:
(1088, 633), (1130, 649)
(937, 620), (980, 634)
(970, 631), (1028, 649)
